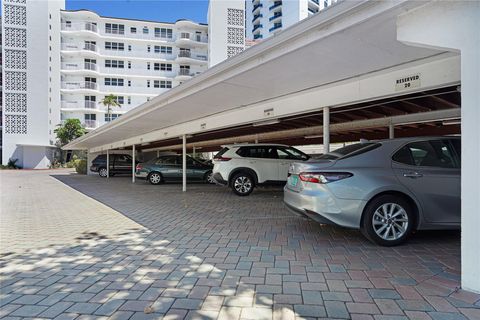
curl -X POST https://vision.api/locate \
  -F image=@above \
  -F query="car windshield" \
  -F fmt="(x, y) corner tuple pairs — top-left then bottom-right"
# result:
(317, 142), (380, 160)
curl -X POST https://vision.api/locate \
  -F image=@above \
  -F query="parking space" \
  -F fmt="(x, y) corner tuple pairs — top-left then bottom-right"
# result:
(1, 170), (479, 319)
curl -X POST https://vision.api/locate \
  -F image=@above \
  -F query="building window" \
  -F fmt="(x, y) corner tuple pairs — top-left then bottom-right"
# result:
(143, 27), (149, 34)
(65, 20), (72, 27)
(85, 114), (96, 120)
(127, 61), (131, 69)
(128, 45), (132, 51)
(105, 113), (120, 122)
(127, 96), (131, 104)
(147, 62), (151, 70)
(147, 80), (151, 88)
(128, 80), (131, 87)
(105, 42), (125, 51)
(130, 27), (136, 33)
(154, 27), (173, 39)
(105, 60), (124, 68)
(153, 80), (172, 88)
(154, 63), (172, 71)
(105, 23), (125, 35)
(154, 46), (173, 54)
(104, 78), (124, 86)
(147, 45), (151, 53)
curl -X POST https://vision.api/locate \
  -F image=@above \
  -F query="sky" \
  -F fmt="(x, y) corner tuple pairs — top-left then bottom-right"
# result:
(66, 0), (210, 24)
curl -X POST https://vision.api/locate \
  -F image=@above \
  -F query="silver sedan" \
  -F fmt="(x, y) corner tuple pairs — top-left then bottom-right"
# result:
(284, 136), (461, 246)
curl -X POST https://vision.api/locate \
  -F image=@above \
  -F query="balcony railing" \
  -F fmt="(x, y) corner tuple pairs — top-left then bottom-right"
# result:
(177, 51), (208, 61)
(252, 14), (263, 23)
(61, 43), (98, 52)
(60, 100), (98, 109)
(269, 13), (282, 21)
(269, 23), (282, 32)
(85, 101), (97, 109)
(61, 81), (98, 90)
(178, 69), (193, 76)
(84, 120), (99, 129)
(310, 0), (319, 4)
(252, 3), (263, 12)
(252, 24), (263, 32)
(61, 62), (98, 72)
(269, 1), (282, 10)
(254, 34), (263, 40)
(178, 51), (191, 58)
(84, 62), (97, 71)
(177, 34), (208, 43)
(61, 22), (98, 33)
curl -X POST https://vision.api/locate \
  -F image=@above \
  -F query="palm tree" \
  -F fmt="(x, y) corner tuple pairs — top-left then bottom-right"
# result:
(100, 94), (120, 122)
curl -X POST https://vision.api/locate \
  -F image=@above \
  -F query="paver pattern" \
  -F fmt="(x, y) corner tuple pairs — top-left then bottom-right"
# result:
(1, 169), (479, 320)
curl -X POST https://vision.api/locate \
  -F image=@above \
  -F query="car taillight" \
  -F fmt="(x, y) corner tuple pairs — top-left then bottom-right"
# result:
(299, 172), (353, 184)
(136, 164), (142, 170)
(214, 156), (231, 161)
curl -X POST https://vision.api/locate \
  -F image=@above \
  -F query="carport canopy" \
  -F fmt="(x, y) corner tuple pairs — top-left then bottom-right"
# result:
(64, 0), (458, 153)
(64, 0), (480, 293)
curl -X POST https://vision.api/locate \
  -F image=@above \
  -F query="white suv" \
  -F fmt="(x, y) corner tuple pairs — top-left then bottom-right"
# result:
(212, 144), (310, 196)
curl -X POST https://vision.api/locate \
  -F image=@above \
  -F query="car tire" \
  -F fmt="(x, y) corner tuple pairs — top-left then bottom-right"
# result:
(361, 195), (414, 246)
(148, 172), (163, 185)
(204, 171), (214, 184)
(98, 167), (108, 178)
(231, 172), (255, 196)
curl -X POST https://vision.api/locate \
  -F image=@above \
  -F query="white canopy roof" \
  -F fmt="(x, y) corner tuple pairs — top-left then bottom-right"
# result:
(65, 0), (447, 151)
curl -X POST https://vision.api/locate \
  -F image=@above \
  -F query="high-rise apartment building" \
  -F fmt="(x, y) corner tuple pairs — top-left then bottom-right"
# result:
(1, 0), (209, 168)
(246, 0), (337, 40)
(207, 0), (245, 67)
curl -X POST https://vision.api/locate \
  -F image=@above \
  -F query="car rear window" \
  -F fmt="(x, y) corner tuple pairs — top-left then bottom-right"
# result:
(317, 142), (381, 160)
(214, 147), (229, 159)
(236, 146), (277, 159)
(94, 155), (106, 161)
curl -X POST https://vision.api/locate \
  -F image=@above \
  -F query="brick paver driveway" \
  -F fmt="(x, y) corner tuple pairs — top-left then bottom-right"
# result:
(1, 170), (479, 320)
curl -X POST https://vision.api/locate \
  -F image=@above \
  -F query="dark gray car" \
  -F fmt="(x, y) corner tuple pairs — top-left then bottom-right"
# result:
(284, 136), (461, 246)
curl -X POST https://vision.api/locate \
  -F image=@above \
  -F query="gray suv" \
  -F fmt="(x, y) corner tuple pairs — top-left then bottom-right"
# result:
(284, 136), (461, 246)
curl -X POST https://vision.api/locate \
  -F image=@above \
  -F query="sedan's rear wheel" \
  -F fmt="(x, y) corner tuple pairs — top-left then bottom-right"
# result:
(148, 172), (163, 185)
(361, 195), (413, 246)
(231, 172), (254, 196)
(205, 171), (214, 184)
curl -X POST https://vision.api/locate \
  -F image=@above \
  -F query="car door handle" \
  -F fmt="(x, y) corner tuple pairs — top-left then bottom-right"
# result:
(403, 172), (423, 179)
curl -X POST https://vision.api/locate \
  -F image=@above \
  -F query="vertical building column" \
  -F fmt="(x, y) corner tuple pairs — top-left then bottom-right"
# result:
(389, 123), (395, 139)
(182, 135), (187, 192)
(193, 146), (196, 159)
(397, 0), (480, 293)
(323, 106), (330, 153)
(132, 145), (136, 183)
(106, 150), (109, 178)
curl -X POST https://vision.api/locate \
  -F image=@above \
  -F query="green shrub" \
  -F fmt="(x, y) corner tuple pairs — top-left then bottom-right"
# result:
(74, 159), (87, 175)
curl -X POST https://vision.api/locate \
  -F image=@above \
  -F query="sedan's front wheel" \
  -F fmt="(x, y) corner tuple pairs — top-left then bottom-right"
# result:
(361, 195), (413, 246)
(148, 172), (163, 185)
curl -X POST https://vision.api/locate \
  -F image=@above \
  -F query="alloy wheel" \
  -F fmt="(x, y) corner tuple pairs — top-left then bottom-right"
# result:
(149, 173), (162, 184)
(99, 168), (108, 177)
(372, 203), (409, 241)
(234, 176), (252, 194)
(206, 172), (214, 184)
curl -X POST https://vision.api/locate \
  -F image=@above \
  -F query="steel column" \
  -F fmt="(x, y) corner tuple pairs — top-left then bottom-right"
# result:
(182, 135), (187, 192)
(132, 145), (136, 183)
(106, 150), (109, 178)
(323, 106), (330, 153)
(389, 123), (395, 139)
